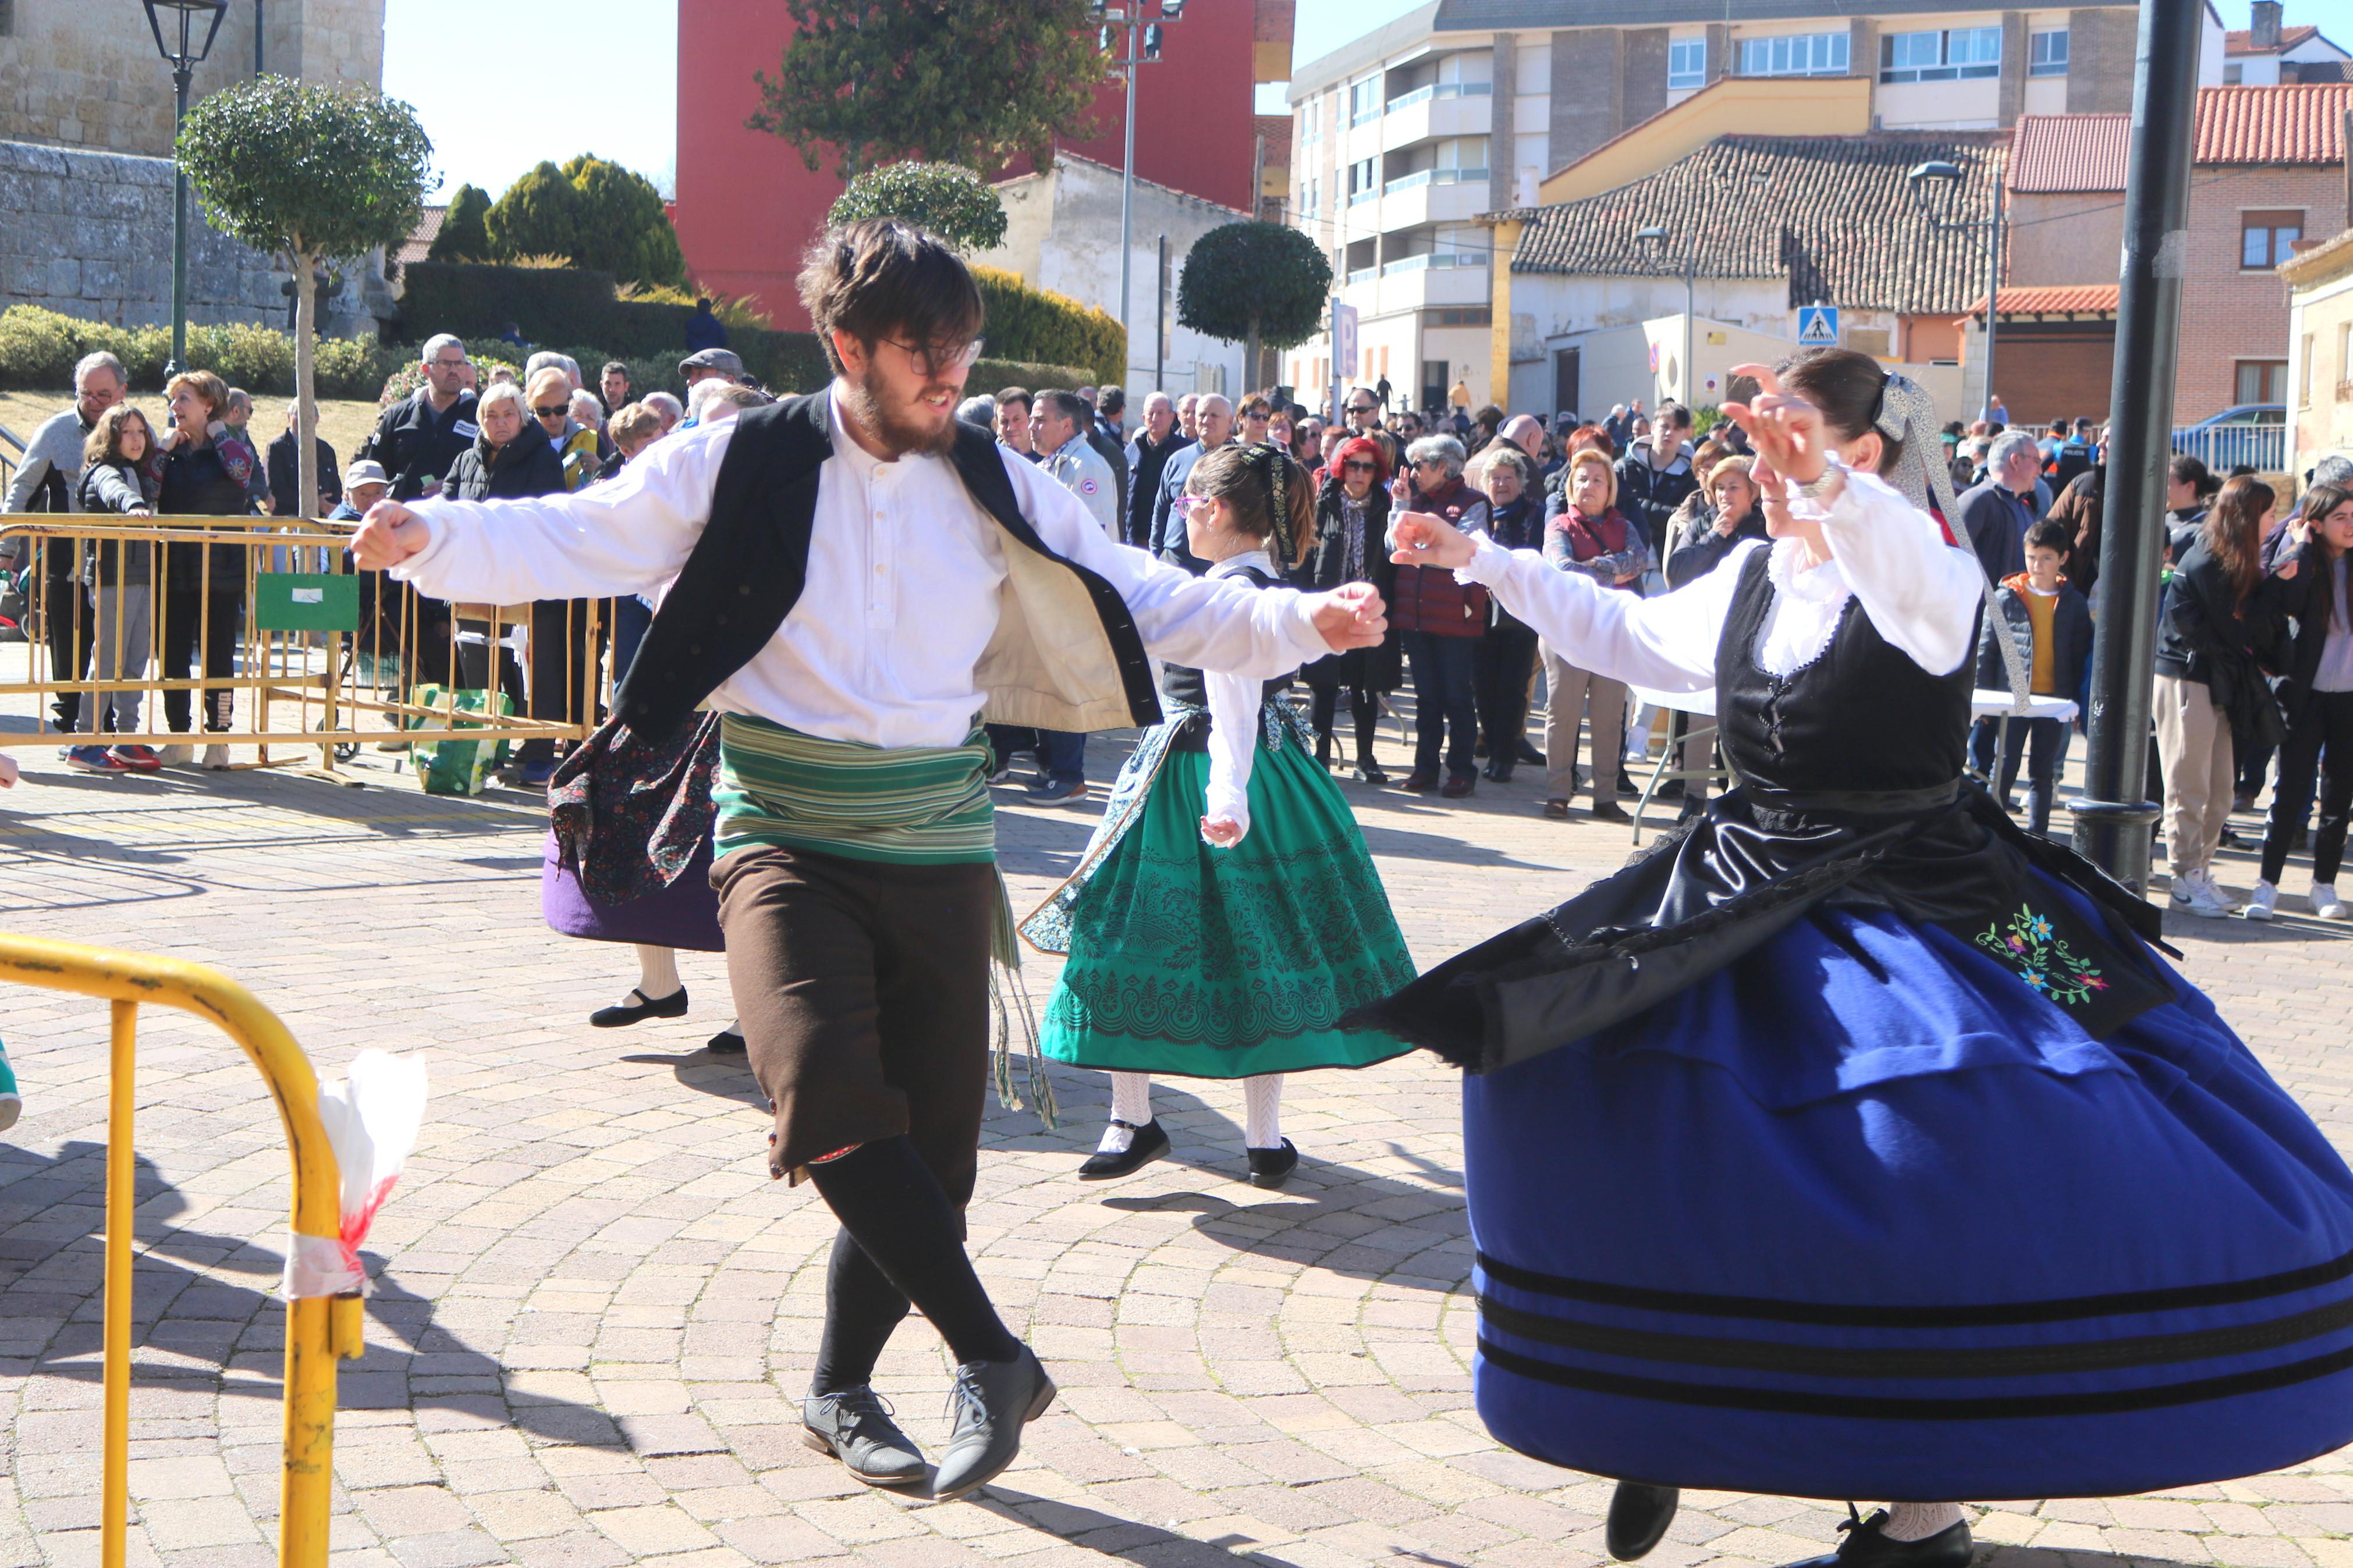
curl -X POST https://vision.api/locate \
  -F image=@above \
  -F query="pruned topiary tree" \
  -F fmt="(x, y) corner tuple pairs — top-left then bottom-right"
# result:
(426, 183), (492, 263)
(177, 75), (433, 521)
(560, 154), (688, 286)
(828, 162), (1008, 254)
(1177, 223), (1333, 394)
(485, 161), (583, 267)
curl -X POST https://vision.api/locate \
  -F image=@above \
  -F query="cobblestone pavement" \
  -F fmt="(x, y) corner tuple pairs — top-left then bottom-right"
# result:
(1, 723), (2350, 1568)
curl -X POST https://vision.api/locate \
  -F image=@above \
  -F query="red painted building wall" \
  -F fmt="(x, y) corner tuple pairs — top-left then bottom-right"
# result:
(673, 0), (1279, 332)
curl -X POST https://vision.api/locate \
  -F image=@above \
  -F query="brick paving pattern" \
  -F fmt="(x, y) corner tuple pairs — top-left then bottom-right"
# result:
(0, 723), (2348, 1568)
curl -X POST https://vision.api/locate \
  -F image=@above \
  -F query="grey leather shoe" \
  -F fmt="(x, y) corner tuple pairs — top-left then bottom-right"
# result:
(800, 1386), (925, 1486)
(931, 1345), (1056, 1501)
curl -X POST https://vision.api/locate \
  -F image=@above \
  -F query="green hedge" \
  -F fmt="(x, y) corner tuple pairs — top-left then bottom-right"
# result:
(0, 305), (403, 399)
(973, 267), (1123, 386)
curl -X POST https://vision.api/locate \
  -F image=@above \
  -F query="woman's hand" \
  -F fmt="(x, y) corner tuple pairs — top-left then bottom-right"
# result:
(1389, 472), (1413, 510)
(1199, 815), (1243, 848)
(1307, 582), (1388, 651)
(1713, 509), (1742, 538)
(2279, 557), (2301, 581)
(1389, 511), (1477, 570)
(349, 499), (433, 571)
(0, 752), (20, 788)
(1721, 364), (1832, 486)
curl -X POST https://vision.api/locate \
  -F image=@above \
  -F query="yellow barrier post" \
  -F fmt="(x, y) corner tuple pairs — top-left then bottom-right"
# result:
(0, 936), (359, 1568)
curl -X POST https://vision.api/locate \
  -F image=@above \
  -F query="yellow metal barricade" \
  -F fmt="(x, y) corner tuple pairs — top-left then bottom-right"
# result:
(0, 515), (608, 775)
(0, 935), (361, 1568)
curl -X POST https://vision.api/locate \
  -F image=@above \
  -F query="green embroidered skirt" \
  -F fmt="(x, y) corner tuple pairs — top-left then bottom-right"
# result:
(1021, 705), (1415, 1078)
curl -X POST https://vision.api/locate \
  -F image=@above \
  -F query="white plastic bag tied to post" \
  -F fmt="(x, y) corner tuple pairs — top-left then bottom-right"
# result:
(283, 1050), (428, 1300)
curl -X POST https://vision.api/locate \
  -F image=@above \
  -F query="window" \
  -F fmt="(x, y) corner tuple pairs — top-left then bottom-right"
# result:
(1348, 77), (1381, 126)
(2242, 210), (2304, 269)
(1879, 27), (2000, 83)
(2224, 62), (2244, 84)
(1300, 98), (1323, 143)
(1669, 38), (1706, 90)
(1347, 157), (1378, 207)
(2029, 29), (2068, 76)
(1300, 176), (1319, 218)
(1739, 33), (1848, 78)
(2303, 333), (2316, 404)
(2237, 361), (2289, 404)
(1385, 137), (1491, 194)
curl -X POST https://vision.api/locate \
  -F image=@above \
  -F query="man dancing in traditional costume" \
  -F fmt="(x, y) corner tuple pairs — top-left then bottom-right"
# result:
(350, 220), (1388, 1501)
(1359, 349), (2353, 1568)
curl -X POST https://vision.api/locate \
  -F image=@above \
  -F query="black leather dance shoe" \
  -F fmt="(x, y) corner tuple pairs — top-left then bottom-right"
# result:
(1779, 1509), (1973, 1568)
(1245, 1139), (1299, 1188)
(1077, 1119), (1169, 1180)
(589, 987), (688, 1027)
(1606, 1482), (1681, 1561)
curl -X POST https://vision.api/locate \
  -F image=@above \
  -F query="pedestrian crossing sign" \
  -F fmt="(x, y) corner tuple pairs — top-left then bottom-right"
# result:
(1797, 305), (1840, 346)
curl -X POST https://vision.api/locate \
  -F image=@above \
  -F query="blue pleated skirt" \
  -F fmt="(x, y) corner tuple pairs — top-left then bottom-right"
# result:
(1467, 867), (2353, 1501)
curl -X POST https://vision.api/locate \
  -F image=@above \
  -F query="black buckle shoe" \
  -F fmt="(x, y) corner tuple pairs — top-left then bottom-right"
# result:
(589, 987), (688, 1027)
(1245, 1138), (1298, 1188)
(1606, 1482), (1680, 1562)
(706, 1027), (746, 1055)
(1780, 1507), (1973, 1568)
(933, 1345), (1056, 1500)
(1077, 1119), (1169, 1180)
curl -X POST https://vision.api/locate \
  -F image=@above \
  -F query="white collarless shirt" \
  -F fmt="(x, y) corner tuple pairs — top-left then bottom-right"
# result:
(391, 386), (1330, 750)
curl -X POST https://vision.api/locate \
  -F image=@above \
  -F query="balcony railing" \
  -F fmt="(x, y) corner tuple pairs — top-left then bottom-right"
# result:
(1385, 80), (1493, 113)
(1382, 166), (1490, 195)
(1346, 265), (1379, 285)
(1381, 252), (1480, 276)
(1348, 189), (1379, 207)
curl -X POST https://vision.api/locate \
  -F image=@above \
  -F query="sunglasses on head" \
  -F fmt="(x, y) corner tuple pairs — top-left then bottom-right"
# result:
(533, 403), (569, 419)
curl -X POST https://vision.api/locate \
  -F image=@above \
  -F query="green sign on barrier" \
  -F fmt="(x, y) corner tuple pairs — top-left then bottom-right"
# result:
(254, 574), (360, 634)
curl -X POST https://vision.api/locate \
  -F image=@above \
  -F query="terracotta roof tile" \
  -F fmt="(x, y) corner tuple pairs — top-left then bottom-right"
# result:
(2226, 23), (2321, 55)
(2013, 85), (2353, 192)
(1962, 283), (2120, 318)
(396, 205), (446, 267)
(1511, 131), (2003, 315)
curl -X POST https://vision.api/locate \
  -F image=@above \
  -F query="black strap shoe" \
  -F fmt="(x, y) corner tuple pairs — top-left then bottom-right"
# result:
(1245, 1139), (1298, 1188)
(1607, 1482), (1680, 1562)
(589, 987), (688, 1027)
(706, 1027), (747, 1055)
(1780, 1507), (1973, 1568)
(1077, 1119), (1169, 1180)
(933, 1344), (1056, 1501)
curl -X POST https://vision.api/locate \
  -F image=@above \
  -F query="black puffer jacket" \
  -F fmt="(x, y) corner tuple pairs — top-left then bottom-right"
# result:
(158, 429), (258, 593)
(2156, 534), (2293, 748)
(442, 417), (566, 501)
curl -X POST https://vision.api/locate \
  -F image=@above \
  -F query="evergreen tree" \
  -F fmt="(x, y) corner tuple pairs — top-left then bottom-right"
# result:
(485, 161), (582, 262)
(559, 155), (688, 286)
(828, 163), (1008, 254)
(425, 183), (492, 263)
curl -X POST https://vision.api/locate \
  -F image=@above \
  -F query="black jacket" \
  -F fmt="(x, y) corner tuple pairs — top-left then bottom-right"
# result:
(266, 430), (343, 518)
(2157, 536), (2293, 748)
(158, 433), (258, 593)
(1612, 446), (1698, 554)
(443, 418), (567, 502)
(1666, 511), (1768, 589)
(359, 387), (479, 502)
(2266, 540), (2353, 716)
(1298, 478), (1402, 694)
(1125, 431), (1190, 550)
(1976, 576), (2094, 706)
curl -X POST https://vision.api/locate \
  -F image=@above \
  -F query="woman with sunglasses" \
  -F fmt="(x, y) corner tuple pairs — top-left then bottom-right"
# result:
(1298, 435), (1404, 780)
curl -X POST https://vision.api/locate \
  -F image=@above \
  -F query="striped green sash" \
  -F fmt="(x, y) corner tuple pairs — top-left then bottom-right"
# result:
(714, 713), (996, 865)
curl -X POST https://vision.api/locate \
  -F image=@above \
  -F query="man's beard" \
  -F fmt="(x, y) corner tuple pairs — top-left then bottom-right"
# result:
(841, 362), (956, 458)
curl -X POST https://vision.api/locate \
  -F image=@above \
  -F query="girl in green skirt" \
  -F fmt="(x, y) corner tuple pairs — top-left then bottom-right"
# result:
(1020, 443), (1415, 1188)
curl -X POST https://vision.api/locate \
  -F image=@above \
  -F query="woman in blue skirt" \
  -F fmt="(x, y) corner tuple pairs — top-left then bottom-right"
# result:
(1362, 349), (2353, 1568)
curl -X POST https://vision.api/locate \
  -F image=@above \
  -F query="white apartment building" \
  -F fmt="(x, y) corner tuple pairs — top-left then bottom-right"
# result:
(1286, 0), (2234, 416)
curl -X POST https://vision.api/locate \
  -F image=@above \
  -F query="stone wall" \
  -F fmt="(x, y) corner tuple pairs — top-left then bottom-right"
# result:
(0, 139), (386, 338)
(0, 0), (383, 157)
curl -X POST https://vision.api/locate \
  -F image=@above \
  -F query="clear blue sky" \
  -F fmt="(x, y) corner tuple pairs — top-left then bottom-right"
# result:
(384, 0), (2347, 202)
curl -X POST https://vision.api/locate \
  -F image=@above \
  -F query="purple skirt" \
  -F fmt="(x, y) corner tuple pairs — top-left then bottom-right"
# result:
(540, 830), (723, 951)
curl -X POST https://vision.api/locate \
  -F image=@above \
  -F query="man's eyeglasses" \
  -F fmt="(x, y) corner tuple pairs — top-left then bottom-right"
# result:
(428, 357), (468, 370)
(532, 403), (570, 419)
(879, 336), (985, 376)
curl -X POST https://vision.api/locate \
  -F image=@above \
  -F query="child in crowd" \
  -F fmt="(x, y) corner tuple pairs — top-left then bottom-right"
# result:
(70, 404), (165, 774)
(1975, 516), (2093, 836)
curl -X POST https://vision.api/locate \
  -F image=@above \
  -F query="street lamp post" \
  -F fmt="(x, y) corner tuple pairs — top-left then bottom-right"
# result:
(143, 0), (229, 378)
(1908, 157), (2005, 422)
(1096, 0), (1183, 393)
(1636, 225), (1695, 412)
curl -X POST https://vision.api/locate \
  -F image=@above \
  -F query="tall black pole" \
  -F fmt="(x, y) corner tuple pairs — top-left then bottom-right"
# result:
(2070, 0), (2204, 890)
(168, 63), (193, 377)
